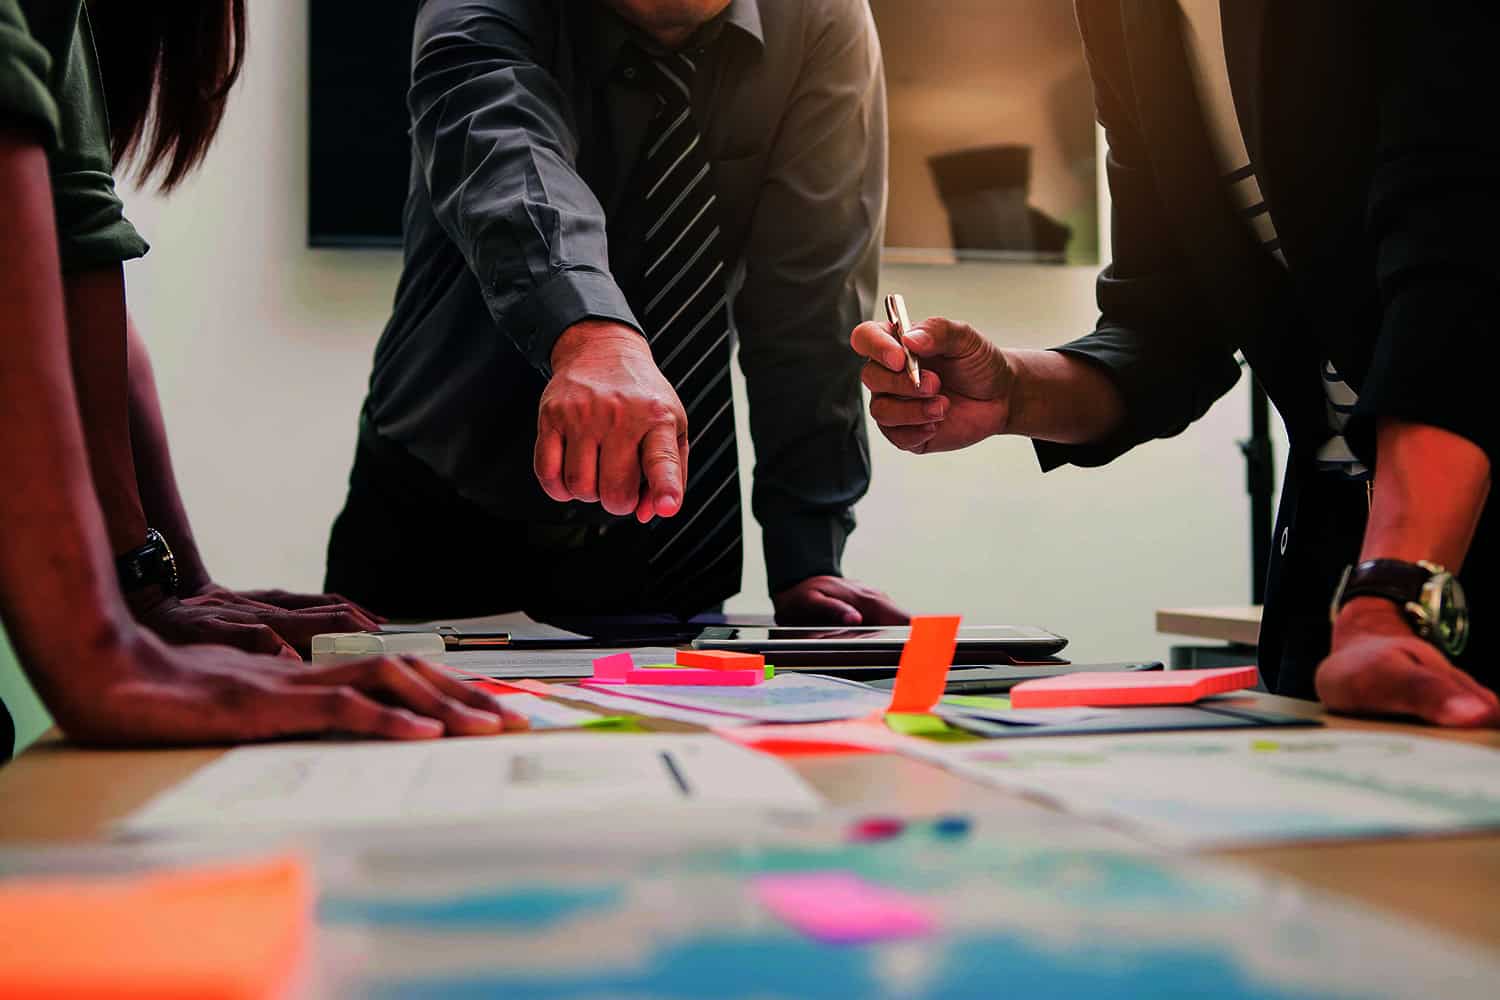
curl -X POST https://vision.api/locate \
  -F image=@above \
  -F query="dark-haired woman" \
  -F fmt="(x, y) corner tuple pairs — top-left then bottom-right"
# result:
(0, 0), (516, 747)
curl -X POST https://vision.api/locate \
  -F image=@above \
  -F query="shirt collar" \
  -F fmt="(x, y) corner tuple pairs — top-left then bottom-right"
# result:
(590, 0), (764, 82)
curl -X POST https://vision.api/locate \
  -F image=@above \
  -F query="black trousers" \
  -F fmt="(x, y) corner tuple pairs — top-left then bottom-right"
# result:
(325, 422), (717, 621)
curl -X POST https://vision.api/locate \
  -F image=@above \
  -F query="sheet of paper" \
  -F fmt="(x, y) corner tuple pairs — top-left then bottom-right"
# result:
(909, 730), (1500, 848)
(512, 680), (759, 728)
(307, 825), (1500, 1000)
(435, 646), (681, 679)
(385, 611), (589, 644)
(492, 693), (604, 730)
(120, 733), (822, 837)
(579, 673), (892, 723)
(715, 719), (913, 756)
(936, 705), (1108, 727)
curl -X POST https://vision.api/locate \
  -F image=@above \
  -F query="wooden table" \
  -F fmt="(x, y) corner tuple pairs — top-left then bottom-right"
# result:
(1156, 605), (1263, 646)
(1, 693), (1497, 953)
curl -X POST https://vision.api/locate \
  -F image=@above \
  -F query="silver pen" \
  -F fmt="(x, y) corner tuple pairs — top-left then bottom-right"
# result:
(884, 293), (922, 390)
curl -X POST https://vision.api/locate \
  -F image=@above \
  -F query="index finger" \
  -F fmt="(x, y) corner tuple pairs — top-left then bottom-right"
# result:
(850, 320), (908, 373)
(640, 423), (684, 518)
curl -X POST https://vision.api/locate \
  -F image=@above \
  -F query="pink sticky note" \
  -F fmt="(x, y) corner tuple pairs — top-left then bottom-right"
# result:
(1010, 665), (1258, 708)
(591, 652), (635, 683)
(624, 667), (763, 686)
(752, 872), (936, 944)
(676, 649), (766, 670)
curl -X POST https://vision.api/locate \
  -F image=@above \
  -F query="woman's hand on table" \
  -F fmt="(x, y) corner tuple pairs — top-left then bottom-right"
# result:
(130, 583), (385, 659)
(46, 629), (524, 746)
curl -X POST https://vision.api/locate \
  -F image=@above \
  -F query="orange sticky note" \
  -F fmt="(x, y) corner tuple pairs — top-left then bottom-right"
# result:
(676, 649), (766, 670)
(887, 616), (962, 714)
(0, 853), (311, 1000)
(1010, 665), (1259, 708)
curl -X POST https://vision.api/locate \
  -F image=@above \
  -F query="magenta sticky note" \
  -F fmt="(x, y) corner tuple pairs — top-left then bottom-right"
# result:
(751, 872), (936, 944)
(591, 652), (634, 683)
(623, 667), (763, 686)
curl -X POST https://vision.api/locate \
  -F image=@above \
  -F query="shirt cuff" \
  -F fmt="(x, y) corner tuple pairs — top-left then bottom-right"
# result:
(511, 267), (643, 375)
(762, 509), (855, 595)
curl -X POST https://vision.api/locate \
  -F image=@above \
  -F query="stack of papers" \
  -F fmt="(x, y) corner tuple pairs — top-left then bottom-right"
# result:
(577, 673), (891, 723)
(120, 733), (823, 838)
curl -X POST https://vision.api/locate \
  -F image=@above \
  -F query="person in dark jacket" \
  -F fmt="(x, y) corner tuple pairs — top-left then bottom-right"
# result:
(853, 0), (1497, 727)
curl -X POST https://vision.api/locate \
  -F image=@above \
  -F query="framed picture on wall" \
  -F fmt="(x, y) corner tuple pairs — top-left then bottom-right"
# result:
(870, 0), (1100, 266)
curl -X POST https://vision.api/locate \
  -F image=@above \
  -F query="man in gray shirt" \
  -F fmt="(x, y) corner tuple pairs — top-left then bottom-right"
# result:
(326, 0), (905, 624)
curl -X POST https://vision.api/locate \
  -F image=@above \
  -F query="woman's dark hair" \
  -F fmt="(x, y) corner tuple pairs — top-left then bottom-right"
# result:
(87, 1), (247, 191)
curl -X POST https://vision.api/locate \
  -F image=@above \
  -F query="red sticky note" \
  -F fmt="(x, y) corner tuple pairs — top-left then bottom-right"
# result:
(752, 872), (937, 944)
(887, 616), (961, 713)
(624, 667), (763, 686)
(591, 652), (635, 683)
(0, 854), (311, 1000)
(1010, 665), (1259, 708)
(676, 649), (766, 670)
(467, 679), (529, 697)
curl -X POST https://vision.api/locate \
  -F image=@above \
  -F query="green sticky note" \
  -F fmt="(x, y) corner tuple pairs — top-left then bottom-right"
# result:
(941, 694), (1012, 711)
(886, 713), (951, 736)
(765, 665), (775, 680)
(886, 712), (982, 742)
(582, 716), (647, 732)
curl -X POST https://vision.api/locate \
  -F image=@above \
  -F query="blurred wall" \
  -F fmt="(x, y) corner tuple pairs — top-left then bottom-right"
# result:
(101, 0), (1279, 688)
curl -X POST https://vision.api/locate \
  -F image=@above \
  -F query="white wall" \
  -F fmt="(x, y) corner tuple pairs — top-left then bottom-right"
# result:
(119, 0), (1274, 666)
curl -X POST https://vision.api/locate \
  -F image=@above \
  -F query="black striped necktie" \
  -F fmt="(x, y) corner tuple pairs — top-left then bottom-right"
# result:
(622, 50), (742, 613)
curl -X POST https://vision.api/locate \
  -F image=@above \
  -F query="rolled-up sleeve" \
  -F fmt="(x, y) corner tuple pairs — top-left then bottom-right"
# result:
(1345, 4), (1500, 468)
(409, 0), (639, 375)
(733, 0), (885, 593)
(1035, 3), (1241, 472)
(0, 0), (58, 149)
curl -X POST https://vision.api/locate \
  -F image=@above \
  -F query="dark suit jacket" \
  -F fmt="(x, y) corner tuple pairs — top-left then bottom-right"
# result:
(1041, 0), (1498, 696)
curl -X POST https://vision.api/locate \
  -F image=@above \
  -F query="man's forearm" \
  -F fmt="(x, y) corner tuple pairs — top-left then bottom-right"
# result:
(1360, 420), (1491, 569)
(125, 318), (212, 592)
(1005, 348), (1128, 445)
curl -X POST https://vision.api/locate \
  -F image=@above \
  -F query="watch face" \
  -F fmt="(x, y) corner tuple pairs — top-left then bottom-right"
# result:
(146, 528), (180, 596)
(1420, 572), (1469, 657)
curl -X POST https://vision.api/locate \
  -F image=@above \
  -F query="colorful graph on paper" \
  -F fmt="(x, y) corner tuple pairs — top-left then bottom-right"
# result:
(316, 834), (1499, 999)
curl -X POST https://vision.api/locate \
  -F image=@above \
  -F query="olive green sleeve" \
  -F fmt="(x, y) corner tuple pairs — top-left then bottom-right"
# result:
(51, 8), (147, 272)
(0, 0), (59, 149)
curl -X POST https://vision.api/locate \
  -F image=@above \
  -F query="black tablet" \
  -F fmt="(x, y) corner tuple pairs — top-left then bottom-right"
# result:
(692, 625), (1068, 665)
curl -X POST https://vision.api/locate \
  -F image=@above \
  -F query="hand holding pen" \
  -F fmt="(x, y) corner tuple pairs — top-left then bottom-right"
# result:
(849, 303), (1019, 455)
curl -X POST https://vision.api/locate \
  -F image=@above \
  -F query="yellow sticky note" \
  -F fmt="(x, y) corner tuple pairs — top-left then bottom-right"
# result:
(941, 694), (1011, 711)
(885, 713), (977, 742)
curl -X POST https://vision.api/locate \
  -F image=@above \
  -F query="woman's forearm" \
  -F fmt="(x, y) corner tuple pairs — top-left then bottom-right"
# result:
(126, 319), (212, 592)
(0, 132), (135, 702)
(1360, 420), (1491, 570)
(62, 265), (148, 554)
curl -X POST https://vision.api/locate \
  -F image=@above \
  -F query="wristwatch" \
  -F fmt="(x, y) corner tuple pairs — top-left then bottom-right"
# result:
(116, 528), (180, 597)
(1330, 558), (1469, 657)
